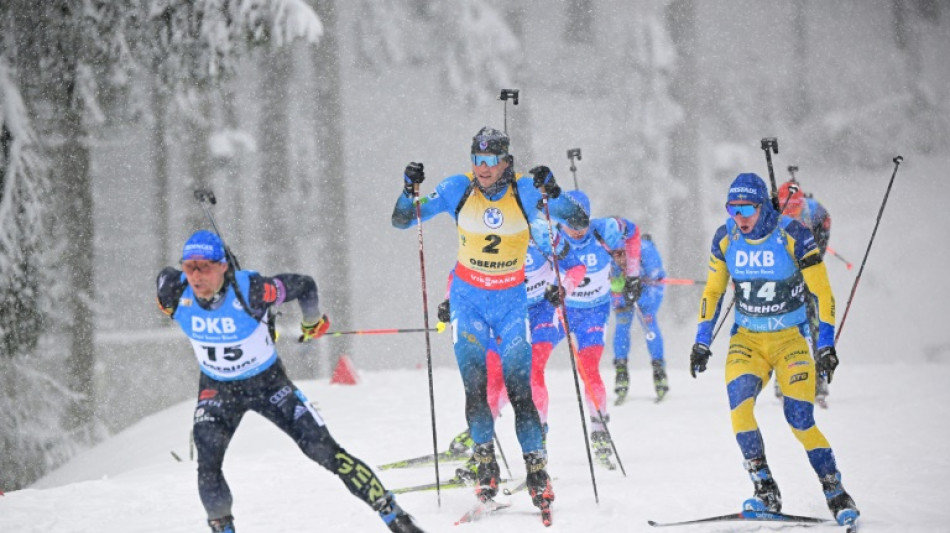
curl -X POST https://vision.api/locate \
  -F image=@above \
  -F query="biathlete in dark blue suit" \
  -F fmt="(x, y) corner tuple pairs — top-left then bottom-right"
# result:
(157, 230), (424, 533)
(392, 127), (588, 518)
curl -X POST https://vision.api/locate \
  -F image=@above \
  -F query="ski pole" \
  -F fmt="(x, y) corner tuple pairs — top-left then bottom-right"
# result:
(651, 277), (705, 286)
(760, 137), (780, 210)
(493, 434), (513, 480)
(567, 148), (582, 190)
(836, 156), (903, 343)
(825, 246), (854, 270)
(323, 324), (446, 337)
(410, 180), (442, 507)
(539, 188), (600, 503)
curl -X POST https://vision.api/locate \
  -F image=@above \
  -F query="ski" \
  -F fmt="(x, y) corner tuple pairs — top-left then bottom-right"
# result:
(454, 500), (511, 525)
(378, 449), (469, 470)
(393, 476), (514, 495)
(648, 510), (834, 527)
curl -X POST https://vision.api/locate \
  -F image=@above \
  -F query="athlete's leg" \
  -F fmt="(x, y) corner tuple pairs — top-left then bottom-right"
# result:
(611, 293), (634, 362)
(528, 300), (559, 425)
(244, 364), (386, 507)
(192, 375), (245, 521)
(450, 282), (495, 446)
(725, 329), (774, 461)
(637, 286), (666, 364)
(772, 326), (837, 477)
(485, 347), (508, 419)
(492, 286), (544, 454)
(567, 304), (610, 426)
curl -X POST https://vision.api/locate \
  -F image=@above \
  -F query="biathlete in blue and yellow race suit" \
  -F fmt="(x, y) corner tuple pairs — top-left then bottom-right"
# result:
(391, 127), (588, 512)
(156, 231), (425, 533)
(689, 173), (859, 527)
(606, 217), (669, 402)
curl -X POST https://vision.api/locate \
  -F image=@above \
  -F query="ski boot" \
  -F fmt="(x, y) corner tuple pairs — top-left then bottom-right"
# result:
(652, 359), (669, 401)
(815, 375), (830, 409)
(525, 450), (554, 526)
(820, 472), (859, 526)
(374, 491), (426, 533)
(208, 516), (235, 533)
(591, 430), (616, 470)
(454, 454), (478, 484)
(448, 428), (475, 456)
(613, 359), (630, 404)
(742, 457), (782, 512)
(473, 442), (500, 502)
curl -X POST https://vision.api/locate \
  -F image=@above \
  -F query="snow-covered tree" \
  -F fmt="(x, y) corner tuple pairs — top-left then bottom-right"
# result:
(0, 0), (322, 490)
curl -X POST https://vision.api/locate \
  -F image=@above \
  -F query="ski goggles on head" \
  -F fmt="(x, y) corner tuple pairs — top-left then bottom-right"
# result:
(726, 203), (760, 217)
(471, 153), (506, 167)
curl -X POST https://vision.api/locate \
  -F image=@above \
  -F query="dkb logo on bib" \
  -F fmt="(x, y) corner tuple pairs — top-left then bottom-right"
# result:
(735, 250), (775, 267)
(192, 316), (237, 334)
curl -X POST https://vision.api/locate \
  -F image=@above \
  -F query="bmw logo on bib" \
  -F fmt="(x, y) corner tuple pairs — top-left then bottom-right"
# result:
(483, 207), (504, 229)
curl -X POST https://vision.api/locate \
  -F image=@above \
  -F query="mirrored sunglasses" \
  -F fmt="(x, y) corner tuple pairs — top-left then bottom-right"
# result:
(726, 203), (760, 217)
(471, 153), (506, 167)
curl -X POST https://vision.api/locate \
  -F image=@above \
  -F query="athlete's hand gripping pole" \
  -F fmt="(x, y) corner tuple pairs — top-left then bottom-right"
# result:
(405, 162), (442, 507)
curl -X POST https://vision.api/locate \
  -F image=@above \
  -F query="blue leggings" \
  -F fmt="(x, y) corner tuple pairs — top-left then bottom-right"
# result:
(611, 285), (665, 363)
(449, 278), (543, 453)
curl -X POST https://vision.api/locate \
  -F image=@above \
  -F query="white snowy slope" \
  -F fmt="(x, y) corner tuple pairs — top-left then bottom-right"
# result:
(3, 361), (949, 533)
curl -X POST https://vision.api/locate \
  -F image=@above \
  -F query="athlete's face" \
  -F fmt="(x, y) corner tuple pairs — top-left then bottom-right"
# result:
(471, 152), (509, 189)
(727, 201), (761, 234)
(182, 260), (228, 299)
(563, 226), (588, 240)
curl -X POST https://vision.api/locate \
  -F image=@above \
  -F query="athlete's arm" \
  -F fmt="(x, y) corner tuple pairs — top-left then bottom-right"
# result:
(392, 174), (468, 229)
(695, 225), (731, 346)
(621, 218), (642, 277)
(787, 220), (836, 348)
(248, 273), (322, 324)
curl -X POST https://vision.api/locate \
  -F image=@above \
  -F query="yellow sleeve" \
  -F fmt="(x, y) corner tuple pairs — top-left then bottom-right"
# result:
(801, 258), (835, 326)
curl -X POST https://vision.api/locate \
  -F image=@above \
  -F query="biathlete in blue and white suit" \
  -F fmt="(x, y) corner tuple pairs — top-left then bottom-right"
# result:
(391, 127), (588, 513)
(608, 218), (669, 403)
(524, 220), (586, 432)
(688, 173), (859, 527)
(548, 190), (624, 467)
(156, 230), (424, 533)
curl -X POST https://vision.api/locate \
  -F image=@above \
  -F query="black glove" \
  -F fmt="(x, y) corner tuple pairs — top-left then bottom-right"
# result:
(623, 276), (643, 305)
(403, 162), (425, 196)
(815, 346), (839, 383)
(690, 343), (711, 378)
(437, 299), (450, 323)
(530, 165), (560, 198)
(543, 284), (564, 307)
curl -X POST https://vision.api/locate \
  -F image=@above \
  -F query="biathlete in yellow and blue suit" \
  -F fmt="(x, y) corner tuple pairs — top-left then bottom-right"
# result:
(688, 173), (859, 527)
(391, 127), (588, 517)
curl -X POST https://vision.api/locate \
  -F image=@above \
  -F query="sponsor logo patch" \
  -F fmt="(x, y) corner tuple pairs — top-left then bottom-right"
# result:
(790, 371), (808, 384)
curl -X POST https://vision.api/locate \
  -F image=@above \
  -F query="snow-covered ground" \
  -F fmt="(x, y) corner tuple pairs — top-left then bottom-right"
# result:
(4, 361), (949, 532)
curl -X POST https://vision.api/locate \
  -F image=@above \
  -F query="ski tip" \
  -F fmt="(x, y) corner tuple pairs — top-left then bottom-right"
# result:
(647, 520), (659, 526)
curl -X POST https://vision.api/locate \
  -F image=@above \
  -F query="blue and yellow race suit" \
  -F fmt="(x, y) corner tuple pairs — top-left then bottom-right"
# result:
(695, 210), (840, 478)
(393, 170), (588, 453)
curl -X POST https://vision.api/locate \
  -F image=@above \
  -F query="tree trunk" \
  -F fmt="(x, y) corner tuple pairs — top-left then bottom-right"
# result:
(258, 46), (293, 274)
(310, 0), (352, 375)
(59, 87), (96, 434)
(665, 0), (704, 320)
